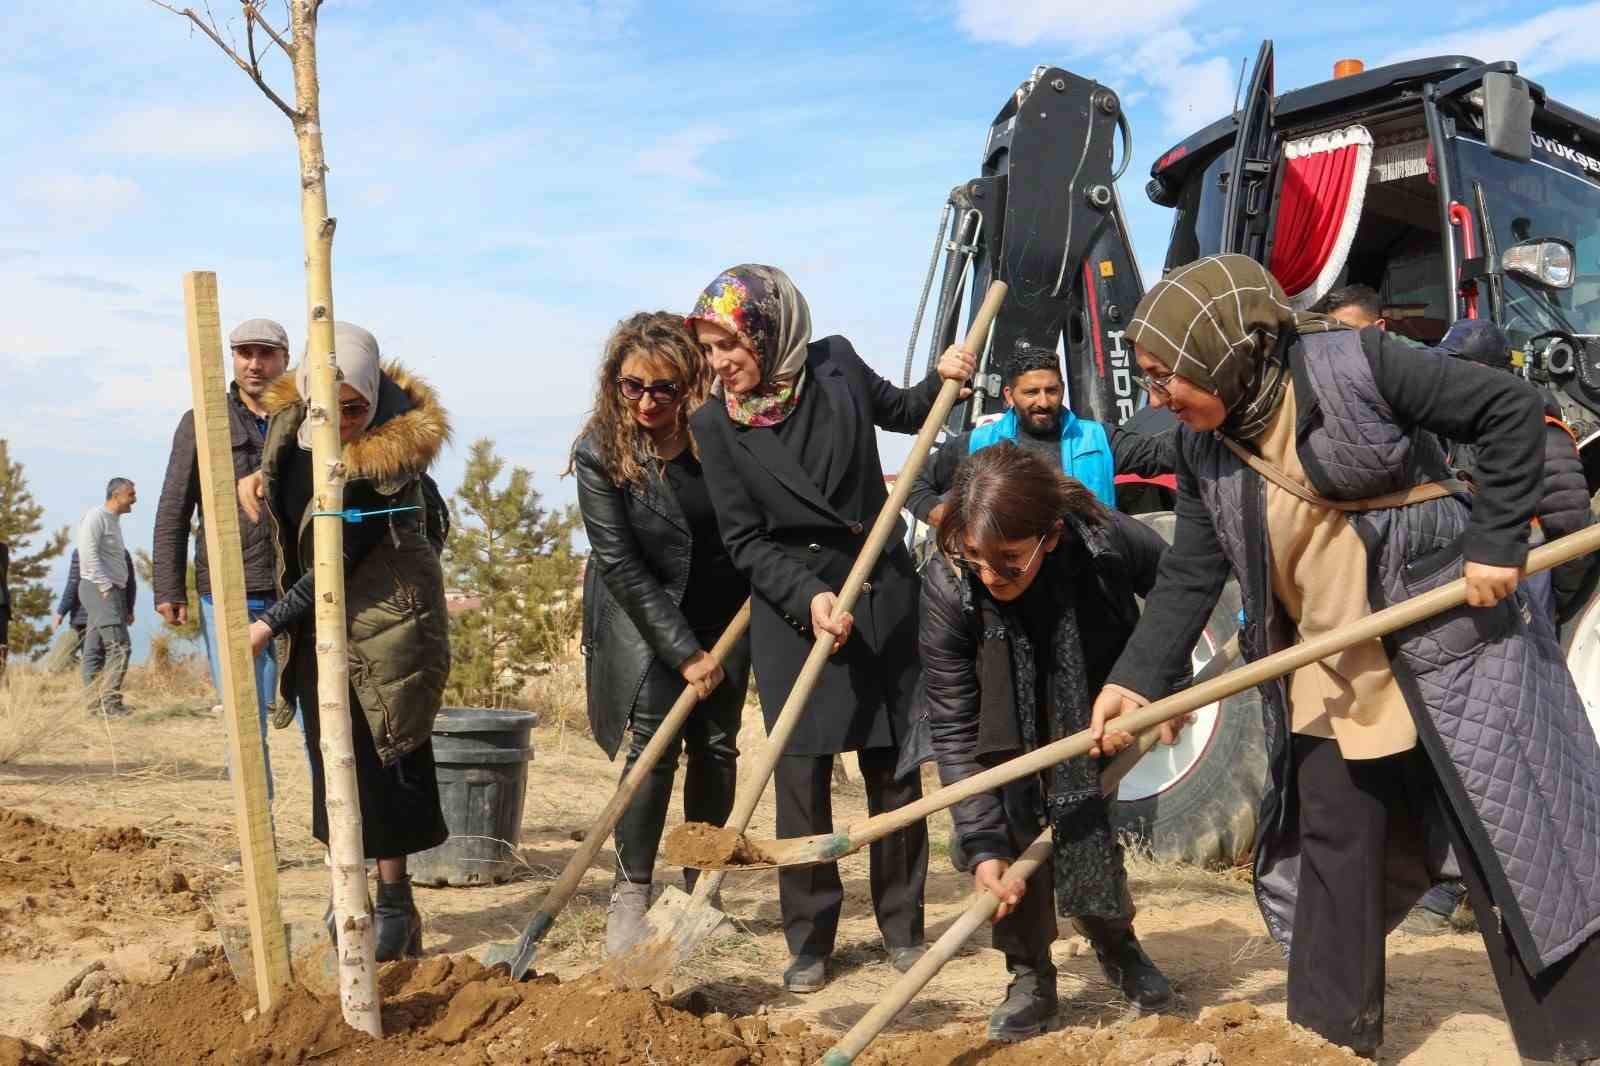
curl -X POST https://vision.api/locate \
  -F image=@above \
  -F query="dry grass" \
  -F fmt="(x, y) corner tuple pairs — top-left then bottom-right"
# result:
(0, 666), (83, 765)
(522, 655), (588, 744)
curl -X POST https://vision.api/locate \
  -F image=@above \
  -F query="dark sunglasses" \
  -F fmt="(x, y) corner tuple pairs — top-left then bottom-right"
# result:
(617, 376), (682, 403)
(339, 399), (371, 418)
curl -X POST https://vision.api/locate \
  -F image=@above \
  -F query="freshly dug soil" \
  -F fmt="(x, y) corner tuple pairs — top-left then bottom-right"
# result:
(661, 822), (776, 868)
(23, 952), (1362, 1066)
(0, 807), (210, 960)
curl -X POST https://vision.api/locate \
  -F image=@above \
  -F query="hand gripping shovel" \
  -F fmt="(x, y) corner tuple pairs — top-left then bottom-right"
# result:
(488, 600), (751, 981)
(695, 522), (1600, 872)
(819, 637), (1241, 1065)
(605, 280), (1010, 991)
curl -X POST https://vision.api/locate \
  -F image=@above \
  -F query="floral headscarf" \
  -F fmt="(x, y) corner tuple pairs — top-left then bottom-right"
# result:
(687, 264), (813, 427)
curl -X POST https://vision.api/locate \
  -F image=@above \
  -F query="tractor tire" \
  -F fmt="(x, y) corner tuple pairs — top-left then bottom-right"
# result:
(1111, 512), (1268, 867)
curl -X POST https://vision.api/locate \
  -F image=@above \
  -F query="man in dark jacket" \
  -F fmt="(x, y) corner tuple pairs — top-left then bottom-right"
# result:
(152, 318), (295, 800)
(906, 345), (1175, 526)
(54, 548), (136, 679)
(922, 443), (1178, 1041)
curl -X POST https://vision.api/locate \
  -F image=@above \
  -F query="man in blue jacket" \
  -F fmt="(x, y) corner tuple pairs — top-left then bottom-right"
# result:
(906, 345), (1175, 527)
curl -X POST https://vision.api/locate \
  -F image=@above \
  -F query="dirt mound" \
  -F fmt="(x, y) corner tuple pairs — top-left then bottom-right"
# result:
(52, 953), (838, 1064)
(0, 807), (211, 960)
(865, 1003), (1364, 1065)
(27, 950), (1363, 1066)
(661, 822), (776, 868)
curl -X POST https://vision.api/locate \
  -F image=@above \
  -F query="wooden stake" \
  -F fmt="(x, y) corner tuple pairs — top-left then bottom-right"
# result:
(182, 270), (291, 1011)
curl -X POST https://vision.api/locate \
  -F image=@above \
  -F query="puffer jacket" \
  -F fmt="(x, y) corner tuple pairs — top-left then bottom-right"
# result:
(1109, 327), (1600, 976)
(259, 363), (452, 765)
(922, 510), (1165, 916)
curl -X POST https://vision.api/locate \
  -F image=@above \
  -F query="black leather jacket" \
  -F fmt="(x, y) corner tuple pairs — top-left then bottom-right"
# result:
(574, 433), (747, 758)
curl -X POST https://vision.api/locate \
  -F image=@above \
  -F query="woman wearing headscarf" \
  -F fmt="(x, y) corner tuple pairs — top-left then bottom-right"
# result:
(244, 322), (453, 962)
(688, 264), (976, 994)
(1089, 255), (1600, 1063)
(566, 311), (751, 957)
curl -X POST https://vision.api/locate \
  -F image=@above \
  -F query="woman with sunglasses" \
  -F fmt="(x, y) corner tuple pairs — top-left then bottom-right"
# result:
(920, 442), (1177, 1042)
(1090, 256), (1600, 1063)
(688, 264), (976, 993)
(567, 311), (751, 956)
(243, 322), (452, 961)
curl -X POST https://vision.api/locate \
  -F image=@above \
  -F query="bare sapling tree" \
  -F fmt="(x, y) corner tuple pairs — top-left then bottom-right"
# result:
(151, 0), (380, 1036)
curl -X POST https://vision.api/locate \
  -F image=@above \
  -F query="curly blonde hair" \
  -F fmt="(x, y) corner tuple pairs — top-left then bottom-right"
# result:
(565, 311), (711, 488)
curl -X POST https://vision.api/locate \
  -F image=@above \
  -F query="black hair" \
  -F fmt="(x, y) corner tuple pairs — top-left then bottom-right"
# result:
(105, 477), (134, 500)
(1006, 343), (1063, 386)
(1311, 284), (1382, 318)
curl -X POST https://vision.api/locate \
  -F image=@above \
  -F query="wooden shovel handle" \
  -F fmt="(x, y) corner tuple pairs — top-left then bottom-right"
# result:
(832, 523), (1600, 853)
(716, 282), (1011, 845)
(512, 601), (750, 956)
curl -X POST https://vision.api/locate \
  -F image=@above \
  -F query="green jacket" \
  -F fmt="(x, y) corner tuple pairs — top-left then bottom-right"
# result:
(260, 363), (452, 765)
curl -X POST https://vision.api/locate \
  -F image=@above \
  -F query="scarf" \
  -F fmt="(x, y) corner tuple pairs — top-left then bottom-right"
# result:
(297, 322), (382, 451)
(688, 264), (812, 427)
(1126, 255), (1348, 439)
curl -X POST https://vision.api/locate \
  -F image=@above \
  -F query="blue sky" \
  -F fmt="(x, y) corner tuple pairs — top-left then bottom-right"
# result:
(4, 0), (1599, 658)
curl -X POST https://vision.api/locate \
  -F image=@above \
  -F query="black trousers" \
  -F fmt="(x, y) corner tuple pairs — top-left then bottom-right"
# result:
(1288, 734), (1600, 1061)
(612, 641), (744, 885)
(775, 747), (928, 957)
(988, 810), (1135, 970)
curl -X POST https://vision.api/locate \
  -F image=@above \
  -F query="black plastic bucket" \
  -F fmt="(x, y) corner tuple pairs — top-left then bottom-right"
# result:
(410, 707), (538, 887)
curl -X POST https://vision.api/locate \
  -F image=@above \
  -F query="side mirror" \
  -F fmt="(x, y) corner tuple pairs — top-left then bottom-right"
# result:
(1482, 72), (1533, 161)
(1503, 238), (1575, 289)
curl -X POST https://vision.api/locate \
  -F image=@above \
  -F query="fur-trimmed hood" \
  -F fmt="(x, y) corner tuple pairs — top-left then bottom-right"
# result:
(264, 360), (449, 484)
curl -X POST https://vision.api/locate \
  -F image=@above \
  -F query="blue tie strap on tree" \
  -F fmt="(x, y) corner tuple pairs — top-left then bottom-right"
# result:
(311, 505), (421, 523)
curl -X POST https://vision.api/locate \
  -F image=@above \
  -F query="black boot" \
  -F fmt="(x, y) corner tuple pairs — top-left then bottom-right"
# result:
(374, 877), (422, 962)
(1075, 915), (1172, 1010)
(987, 955), (1059, 1042)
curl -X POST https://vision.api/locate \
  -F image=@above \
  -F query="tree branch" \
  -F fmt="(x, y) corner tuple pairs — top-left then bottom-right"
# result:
(242, 0), (294, 61)
(149, 0), (300, 122)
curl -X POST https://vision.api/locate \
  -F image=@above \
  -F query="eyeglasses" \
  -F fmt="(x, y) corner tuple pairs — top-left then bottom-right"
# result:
(1133, 368), (1181, 400)
(339, 399), (371, 418)
(950, 535), (1047, 582)
(617, 377), (683, 404)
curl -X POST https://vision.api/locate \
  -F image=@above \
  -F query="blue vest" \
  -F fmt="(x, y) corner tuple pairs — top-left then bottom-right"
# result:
(967, 409), (1117, 508)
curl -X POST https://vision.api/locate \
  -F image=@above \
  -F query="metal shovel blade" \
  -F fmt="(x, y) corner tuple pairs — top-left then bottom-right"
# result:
(603, 884), (729, 991)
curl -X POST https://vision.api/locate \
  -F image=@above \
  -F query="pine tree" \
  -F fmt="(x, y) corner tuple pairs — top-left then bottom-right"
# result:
(443, 438), (583, 707)
(0, 440), (71, 659)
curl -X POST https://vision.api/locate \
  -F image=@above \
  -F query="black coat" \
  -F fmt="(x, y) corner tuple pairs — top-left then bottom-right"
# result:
(691, 335), (942, 756)
(152, 383), (279, 604)
(574, 434), (751, 759)
(921, 512), (1165, 868)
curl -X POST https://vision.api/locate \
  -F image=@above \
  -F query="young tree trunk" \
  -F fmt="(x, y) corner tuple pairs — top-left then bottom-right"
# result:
(286, 0), (381, 1038)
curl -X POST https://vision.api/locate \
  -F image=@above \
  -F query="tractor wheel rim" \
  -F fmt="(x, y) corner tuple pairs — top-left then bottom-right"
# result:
(1116, 629), (1226, 803)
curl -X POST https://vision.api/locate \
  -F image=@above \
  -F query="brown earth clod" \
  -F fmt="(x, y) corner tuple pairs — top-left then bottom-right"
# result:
(661, 823), (776, 868)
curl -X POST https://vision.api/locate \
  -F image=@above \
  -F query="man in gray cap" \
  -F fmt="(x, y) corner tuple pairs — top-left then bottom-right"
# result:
(153, 317), (303, 807)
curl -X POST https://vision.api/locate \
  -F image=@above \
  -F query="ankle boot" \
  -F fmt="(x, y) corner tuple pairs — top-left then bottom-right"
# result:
(988, 955), (1059, 1042)
(605, 880), (653, 958)
(374, 877), (422, 962)
(1074, 915), (1172, 1010)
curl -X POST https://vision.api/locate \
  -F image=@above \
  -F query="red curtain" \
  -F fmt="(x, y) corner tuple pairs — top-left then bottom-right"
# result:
(1268, 127), (1372, 308)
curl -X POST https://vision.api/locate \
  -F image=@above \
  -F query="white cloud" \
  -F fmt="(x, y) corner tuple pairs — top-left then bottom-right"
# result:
(631, 126), (731, 183)
(15, 174), (141, 231)
(954, 0), (1202, 50)
(1383, 3), (1600, 79)
(86, 104), (288, 160)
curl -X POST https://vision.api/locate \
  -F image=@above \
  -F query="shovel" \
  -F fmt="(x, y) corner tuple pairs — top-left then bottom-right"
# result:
(692, 521), (1600, 872)
(606, 280), (1011, 991)
(819, 636), (1241, 1065)
(487, 600), (751, 981)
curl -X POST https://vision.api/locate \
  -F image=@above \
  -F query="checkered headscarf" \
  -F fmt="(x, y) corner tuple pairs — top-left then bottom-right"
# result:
(1127, 255), (1347, 438)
